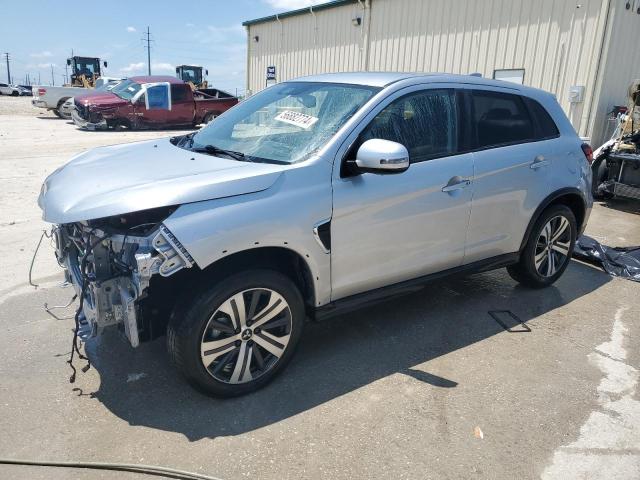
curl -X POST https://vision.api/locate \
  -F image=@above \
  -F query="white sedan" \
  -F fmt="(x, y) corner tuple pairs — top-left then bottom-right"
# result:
(0, 83), (31, 96)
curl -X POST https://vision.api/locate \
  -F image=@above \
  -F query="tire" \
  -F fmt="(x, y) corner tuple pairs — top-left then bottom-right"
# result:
(167, 269), (305, 397)
(592, 160), (614, 200)
(507, 204), (577, 288)
(56, 98), (71, 119)
(203, 112), (217, 124)
(11, 90), (19, 96)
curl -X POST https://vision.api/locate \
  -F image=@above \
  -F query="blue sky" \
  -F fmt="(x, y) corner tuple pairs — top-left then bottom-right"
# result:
(0, 0), (321, 93)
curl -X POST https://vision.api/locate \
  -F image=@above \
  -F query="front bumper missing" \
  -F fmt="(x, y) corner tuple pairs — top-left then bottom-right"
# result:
(71, 109), (108, 131)
(59, 224), (194, 347)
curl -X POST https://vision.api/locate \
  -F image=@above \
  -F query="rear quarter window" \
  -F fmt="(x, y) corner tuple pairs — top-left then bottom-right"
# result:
(523, 97), (560, 139)
(171, 85), (189, 103)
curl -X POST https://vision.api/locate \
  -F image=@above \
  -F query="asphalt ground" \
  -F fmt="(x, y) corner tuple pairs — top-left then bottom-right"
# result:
(1, 96), (638, 480)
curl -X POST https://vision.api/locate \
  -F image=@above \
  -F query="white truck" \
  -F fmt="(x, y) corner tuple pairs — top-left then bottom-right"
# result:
(31, 77), (121, 118)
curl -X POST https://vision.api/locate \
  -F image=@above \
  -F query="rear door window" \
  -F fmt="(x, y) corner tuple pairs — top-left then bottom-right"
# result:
(470, 90), (535, 149)
(360, 88), (458, 163)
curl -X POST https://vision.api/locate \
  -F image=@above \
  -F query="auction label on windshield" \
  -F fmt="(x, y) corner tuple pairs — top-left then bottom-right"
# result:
(275, 110), (318, 129)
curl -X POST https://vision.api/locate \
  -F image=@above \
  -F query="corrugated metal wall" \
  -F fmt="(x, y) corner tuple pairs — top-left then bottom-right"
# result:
(246, 2), (366, 94)
(589, 1), (640, 146)
(246, 0), (634, 143)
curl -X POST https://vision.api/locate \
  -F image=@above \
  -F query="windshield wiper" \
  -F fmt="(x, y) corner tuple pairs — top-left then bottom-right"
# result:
(192, 144), (250, 162)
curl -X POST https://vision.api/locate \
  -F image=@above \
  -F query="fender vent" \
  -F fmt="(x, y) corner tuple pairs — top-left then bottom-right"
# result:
(314, 220), (331, 252)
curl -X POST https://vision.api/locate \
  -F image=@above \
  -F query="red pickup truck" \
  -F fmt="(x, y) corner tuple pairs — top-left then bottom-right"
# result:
(71, 76), (238, 130)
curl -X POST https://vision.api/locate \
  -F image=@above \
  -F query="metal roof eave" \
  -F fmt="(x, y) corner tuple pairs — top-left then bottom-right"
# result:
(243, 0), (358, 27)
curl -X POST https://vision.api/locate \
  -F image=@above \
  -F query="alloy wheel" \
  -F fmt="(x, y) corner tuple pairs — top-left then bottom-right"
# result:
(200, 288), (292, 384)
(534, 215), (572, 277)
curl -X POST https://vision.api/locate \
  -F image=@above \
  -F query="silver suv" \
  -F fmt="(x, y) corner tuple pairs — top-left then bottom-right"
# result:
(39, 73), (593, 396)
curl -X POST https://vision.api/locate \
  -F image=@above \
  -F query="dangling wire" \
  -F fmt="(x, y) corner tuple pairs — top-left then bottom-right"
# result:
(67, 233), (105, 384)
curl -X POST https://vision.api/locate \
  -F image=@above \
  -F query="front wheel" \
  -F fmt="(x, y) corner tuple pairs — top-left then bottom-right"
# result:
(507, 205), (577, 288)
(167, 270), (305, 397)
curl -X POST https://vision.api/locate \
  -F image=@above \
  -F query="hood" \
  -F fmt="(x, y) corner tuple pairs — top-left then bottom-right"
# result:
(39, 138), (287, 224)
(75, 91), (127, 108)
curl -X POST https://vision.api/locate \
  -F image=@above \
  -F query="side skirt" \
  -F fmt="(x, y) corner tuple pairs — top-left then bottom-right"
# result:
(313, 252), (520, 322)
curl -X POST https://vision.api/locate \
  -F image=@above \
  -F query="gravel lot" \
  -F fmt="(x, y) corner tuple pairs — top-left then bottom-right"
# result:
(0, 96), (639, 480)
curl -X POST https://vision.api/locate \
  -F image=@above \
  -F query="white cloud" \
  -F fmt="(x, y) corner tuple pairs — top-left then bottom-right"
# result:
(26, 62), (57, 69)
(29, 51), (53, 58)
(126, 26), (137, 32)
(262, 0), (322, 8)
(120, 62), (145, 73)
(151, 62), (175, 73)
(118, 62), (174, 75)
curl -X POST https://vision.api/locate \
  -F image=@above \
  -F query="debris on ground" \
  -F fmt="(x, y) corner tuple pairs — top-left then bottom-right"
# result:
(573, 235), (640, 282)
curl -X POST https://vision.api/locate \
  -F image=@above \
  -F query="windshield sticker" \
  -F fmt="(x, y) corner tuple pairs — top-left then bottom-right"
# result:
(274, 110), (319, 129)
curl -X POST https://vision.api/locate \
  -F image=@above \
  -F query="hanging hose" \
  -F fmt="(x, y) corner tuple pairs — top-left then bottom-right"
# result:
(0, 458), (225, 480)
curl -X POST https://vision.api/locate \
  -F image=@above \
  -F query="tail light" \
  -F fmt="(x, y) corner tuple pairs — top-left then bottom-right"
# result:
(37, 88), (46, 97)
(581, 143), (593, 164)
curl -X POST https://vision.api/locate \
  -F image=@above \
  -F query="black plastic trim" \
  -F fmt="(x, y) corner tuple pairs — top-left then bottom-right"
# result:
(314, 252), (519, 321)
(316, 221), (331, 251)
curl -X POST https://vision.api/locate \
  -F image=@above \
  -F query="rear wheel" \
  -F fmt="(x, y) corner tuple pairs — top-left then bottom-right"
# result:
(56, 98), (71, 119)
(11, 90), (19, 96)
(507, 205), (576, 288)
(167, 269), (305, 397)
(203, 112), (218, 124)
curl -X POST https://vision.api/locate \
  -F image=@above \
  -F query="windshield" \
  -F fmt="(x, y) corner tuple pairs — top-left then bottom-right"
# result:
(74, 58), (99, 76)
(110, 79), (142, 101)
(180, 67), (202, 85)
(189, 82), (380, 164)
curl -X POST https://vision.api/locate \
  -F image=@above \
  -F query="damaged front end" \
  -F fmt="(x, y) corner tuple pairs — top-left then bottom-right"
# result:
(54, 208), (194, 347)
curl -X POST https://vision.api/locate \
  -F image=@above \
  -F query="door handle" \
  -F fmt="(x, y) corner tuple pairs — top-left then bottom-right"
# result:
(442, 178), (471, 193)
(530, 155), (549, 169)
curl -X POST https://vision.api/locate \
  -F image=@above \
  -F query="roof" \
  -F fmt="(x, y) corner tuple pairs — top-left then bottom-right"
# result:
(243, 0), (357, 26)
(292, 72), (531, 90)
(129, 75), (183, 84)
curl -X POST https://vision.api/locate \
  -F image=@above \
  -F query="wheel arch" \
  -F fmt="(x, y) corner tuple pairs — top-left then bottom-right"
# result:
(197, 246), (316, 315)
(57, 96), (71, 108)
(519, 188), (587, 251)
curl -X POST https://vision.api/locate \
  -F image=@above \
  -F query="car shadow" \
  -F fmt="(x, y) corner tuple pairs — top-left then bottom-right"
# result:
(82, 261), (609, 441)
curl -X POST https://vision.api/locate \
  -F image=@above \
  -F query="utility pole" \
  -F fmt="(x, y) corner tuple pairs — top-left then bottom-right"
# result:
(4, 52), (10, 84)
(64, 62), (69, 85)
(143, 26), (152, 75)
(50, 64), (55, 86)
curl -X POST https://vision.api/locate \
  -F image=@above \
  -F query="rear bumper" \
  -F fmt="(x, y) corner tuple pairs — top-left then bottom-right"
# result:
(72, 109), (108, 130)
(31, 100), (48, 109)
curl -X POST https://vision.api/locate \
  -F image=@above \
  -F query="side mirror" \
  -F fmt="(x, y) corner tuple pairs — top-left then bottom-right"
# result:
(355, 139), (409, 173)
(175, 67), (179, 74)
(66, 59), (71, 66)
(205, 69), (209, 76)
(103, 61), (108, 68)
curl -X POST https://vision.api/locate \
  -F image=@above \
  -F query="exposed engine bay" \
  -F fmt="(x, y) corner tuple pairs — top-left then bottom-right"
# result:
(53, 207), (194, 348)
(592, 79), (640, 201)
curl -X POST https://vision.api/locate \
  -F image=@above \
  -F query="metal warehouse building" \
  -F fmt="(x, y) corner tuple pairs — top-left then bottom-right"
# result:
(243, 0), (640, 146)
